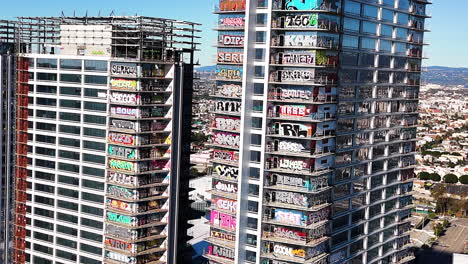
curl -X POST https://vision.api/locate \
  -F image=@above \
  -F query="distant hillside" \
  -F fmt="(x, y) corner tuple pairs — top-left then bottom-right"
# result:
(196, 65), (216, 72)
(422, 66), (468, 86)
(195, 65), (468, 86)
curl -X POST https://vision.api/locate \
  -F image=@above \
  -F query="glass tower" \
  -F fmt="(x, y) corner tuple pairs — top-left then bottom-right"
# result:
(206, 0), (429, 264)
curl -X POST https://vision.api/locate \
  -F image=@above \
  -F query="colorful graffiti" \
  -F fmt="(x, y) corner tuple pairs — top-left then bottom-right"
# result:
(217, 66), (243, 80)
(221, 34), (244, 46)
(214, 165), (239, 179)
(111, 106), (138, 117)
(108, 133), (135, 146)
(107, 185), (134, 199)
(218, 51), (244, 63)
(279, 105), (311, 117)
(213, 150), (238, 161)
(274, 209), (307, 226)
(214, 180), (238, 194)
(213, 197), (237, 212)
(107, 199), (133, 212)
(110, 78), (138, 90)
(111, 63), (137, 77)
(211, 230), (235, 242)
(108, 159), (135, 172)
(108, 145), (136, 159)
(210, 210), (236, 230)
(216, 84), (242, 97)
(107, 211), (133, 225)
(213, 132), (240, 147)
(110, 92), (139, 104)
(284, 14), (318, 27)
(108, 172), (137, 186)
(208, 244), (235, 260)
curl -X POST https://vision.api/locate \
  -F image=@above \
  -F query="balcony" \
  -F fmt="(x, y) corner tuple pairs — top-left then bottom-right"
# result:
(269, 71), (337, 86)
(264, 174), (329, 194)
(261, 241), (329, 264)
(267, 111), (336, 122)
(109, 119), (171, 135)
(272, 0), (340, 14)
(107, 159), (170, 175)
(271, 35), (339, 50)
(262, 231), (329, 248)
(272, 17), (339, 33)
(105, 211), (166, 229)
(267, 125), (335, 140)
(213, 0), (246, 14)
(271, 52), (339, 68)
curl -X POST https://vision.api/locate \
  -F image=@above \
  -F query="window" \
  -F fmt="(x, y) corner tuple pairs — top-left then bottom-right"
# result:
(57, 237), (77, 249)
(33, 256), (52, 264)
(80, 243), (102, 256)
(60, 99), (81, 109)
(60, 86), (81, 96)
(34, 244), (53, 255)
(61, 59), (82, 70)
(36, 134), (56, 144)
(36, 110), (56, 119)
(34, 219), (54, 230)
(380, 39), (392, 52)
(85, 75), (107, 85)
(84, 115), (106, 125)
(60, 74), (81, 83)
(250, 134), (262, 146)
(81, 230), (102, 242)
(82, 179), (104, 190)
(36, 171), (55, 181)
(58, 200), (78, 211)
(35, 195), (54, 206)
(343, 35), (359, 48)
(36, 159), (56, 169)
(341, 52), (359, 66)
(59, 137), (80, 148)
(83, 153), (105, 164)
(361, 37), (376, 50)
(252, 117), (262, 129)
(36, 98), (57, 106)
(37, 73), (58, 82)
(82, 192), (104, 203)
(256, 13), (267, 26)
(395, 27), (408, 40)
(255, 31), (266, 43)
(343, 18), (359, 32)
(36, 147), (56, 157)
(57, 225), (77, 236)
(83, 127), (106, 138)
(34, 208), (54, 218)
(332, 231), (348, 246)
(84, 88), (106, 98)
(58, 187), (79, 198)
(37, 58), (57, 69)
(362, 21), (377, 35)
(397, 13), (409, 25)
(363, 5), (378, 18)
(248, 184), (259, 196)
(56, 249), (77, 261)
(344, 1), (360, 14)
(84, 102), (106, 112)
(81, 218), (103, 230)
(36, 85), (57, 94)
(84, 60), (107, 72)
(57, 212), (78, 224)
(35, 183), (54, 194)
(60, 112), (81, 122)
(58, 175), (79, 186)
(82, 166), (105, 178)
(381, 9), (394, 22)
(380, 25), (393, 37)
(81, 205), (103, 216)
(255, 49), (265, 62)
(83, 141), (105, 151)
(59, 125), (80, 135)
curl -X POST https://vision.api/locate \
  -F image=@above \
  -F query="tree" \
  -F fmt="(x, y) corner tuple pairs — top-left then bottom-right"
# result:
(442, 219), (449, 228)
(431, 184), (449, 214)
(443, 174), (458, 184)
(433, 222), (444, 237)
(418, 171), (430, 180)
(459, 175), (468, 185)
(430, 173), (441, 182)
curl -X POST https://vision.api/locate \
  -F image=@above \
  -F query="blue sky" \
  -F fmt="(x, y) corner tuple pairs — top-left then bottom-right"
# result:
(1, 0), (466, 67)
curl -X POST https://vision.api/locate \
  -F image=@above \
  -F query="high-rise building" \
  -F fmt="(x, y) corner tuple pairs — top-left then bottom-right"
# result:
(206, 0), (429, 263)
(13, 16), (199, 264)
(0, 19), (16, 264)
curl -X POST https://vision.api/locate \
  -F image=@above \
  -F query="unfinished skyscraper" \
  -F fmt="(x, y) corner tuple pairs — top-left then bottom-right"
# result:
(0, 19), (16, 264)
(206, 0), (428, 263)
(12, 16), (200, 264)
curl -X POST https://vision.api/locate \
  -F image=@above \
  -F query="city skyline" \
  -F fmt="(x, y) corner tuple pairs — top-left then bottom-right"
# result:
(0, 0), (467, 68)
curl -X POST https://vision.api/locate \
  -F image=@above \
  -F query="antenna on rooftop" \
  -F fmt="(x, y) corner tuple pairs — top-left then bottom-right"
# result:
(73, 10), (76, 17)
(85, 10), (88, 17)
(61, 11), (65, 17)
(110, 10), (115, 17)
(98, 10), (101, 16)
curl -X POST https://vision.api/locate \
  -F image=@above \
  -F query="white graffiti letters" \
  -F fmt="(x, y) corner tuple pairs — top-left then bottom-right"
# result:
(214, 133), (240, 147)
(279, 159), (305, 171)
(214, 165), (239, 179)
(214, 181), (237, 194)
(215, 117), (240, 131)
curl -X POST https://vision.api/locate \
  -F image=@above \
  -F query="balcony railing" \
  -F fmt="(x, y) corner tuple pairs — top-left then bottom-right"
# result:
(268, 91), (337, 103)
(267, 111), (336, 122)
